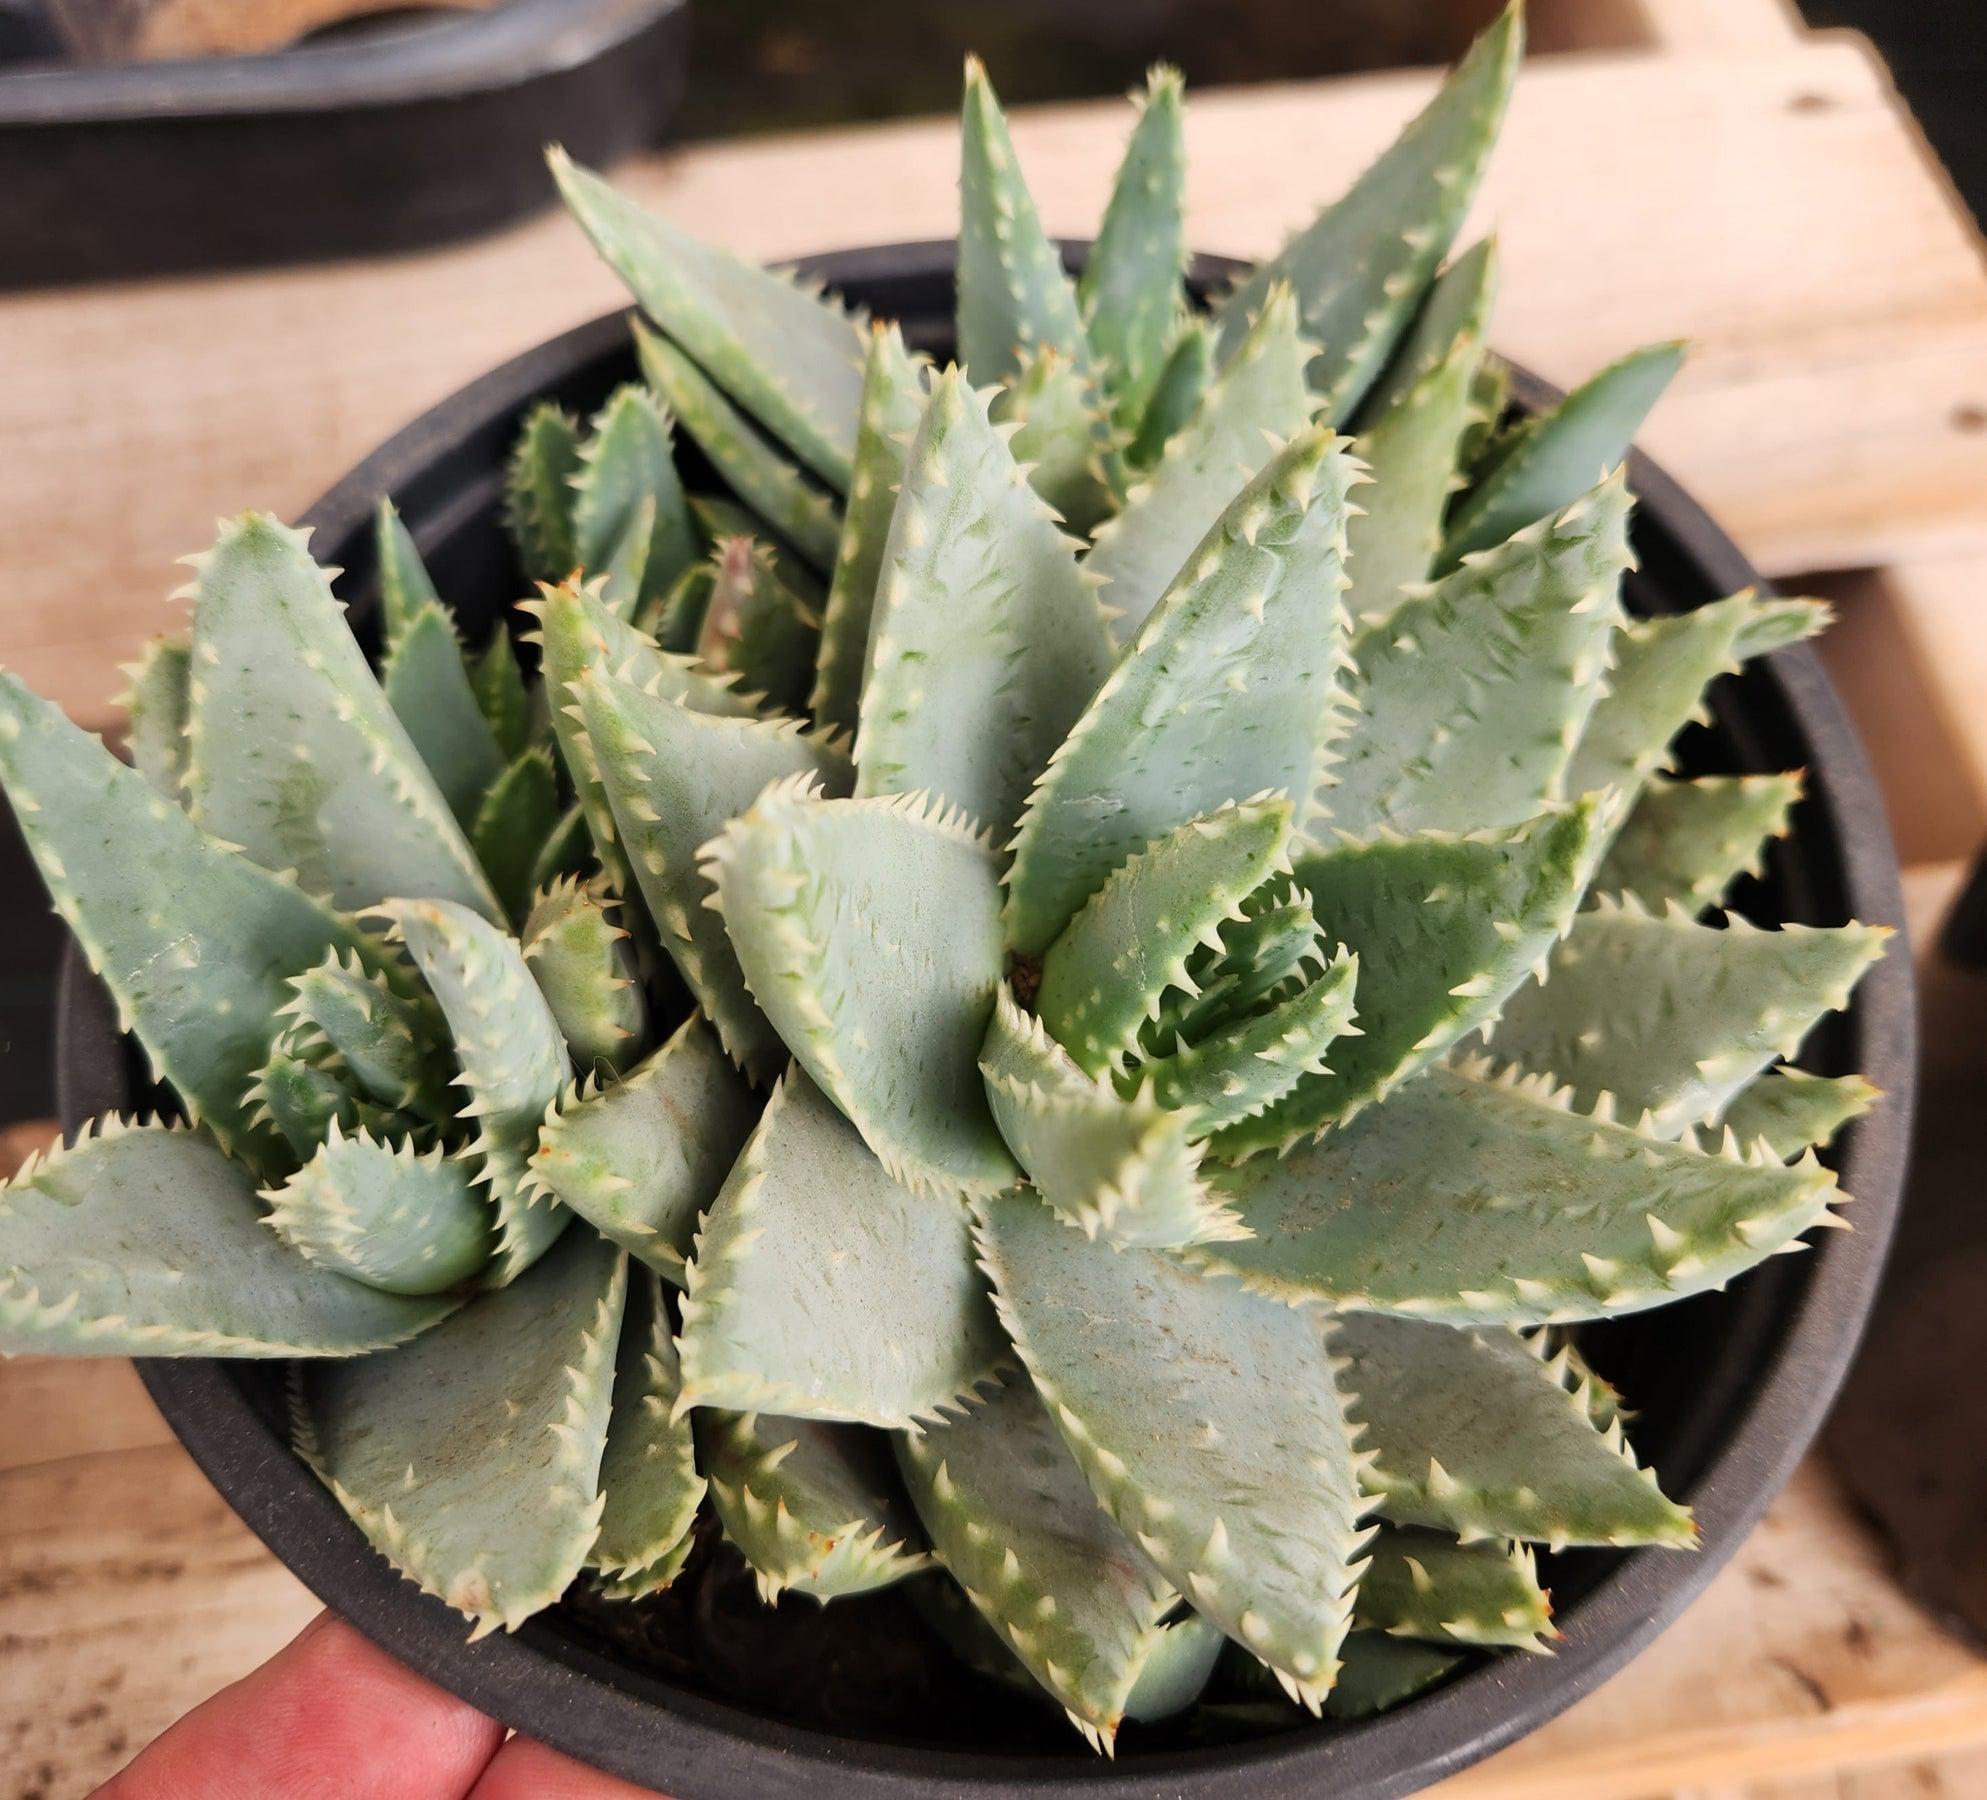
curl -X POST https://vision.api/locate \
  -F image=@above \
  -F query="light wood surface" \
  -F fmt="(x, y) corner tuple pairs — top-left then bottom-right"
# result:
(5, 1352), (1983, 1800)
(1812, 558), (1987, 868)
(8, 7), (1987, 1796)
(4, 33), (1987, 730)
(1, 877), (1979, 1800)
(1534, 0), (1809, 53)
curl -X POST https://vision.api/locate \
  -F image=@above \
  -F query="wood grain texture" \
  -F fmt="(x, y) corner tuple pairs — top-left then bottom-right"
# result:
(1434, 1465), (1987, 1798)
(0, 1362), (318, 1800)
(3, 37), (1987, 731)
(1532, 0), (1809, 53)
(4, 1355), (1981, 1800)
(1812, 558), (1987, 868)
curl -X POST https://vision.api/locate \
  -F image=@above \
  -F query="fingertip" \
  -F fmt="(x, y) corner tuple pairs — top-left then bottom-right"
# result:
(468, 1734), (663, 1799)
(101, 1611), (504, 1800)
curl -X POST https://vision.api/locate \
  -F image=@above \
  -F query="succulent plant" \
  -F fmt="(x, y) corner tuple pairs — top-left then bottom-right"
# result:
(0, 2), (1889, 1755)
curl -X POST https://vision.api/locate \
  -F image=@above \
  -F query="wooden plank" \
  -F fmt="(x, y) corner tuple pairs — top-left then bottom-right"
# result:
(6, 1350), (1982, 1800)
(1683, 1747), (1987, 1797)
(0, 1361), (317, 1800)
(1, 823), (1974, 1800)
(1433, 1464), (1987, 1799)
(1532, 0), (1809, 53)
(1811, 558), (1987, 868)
(3, 39), (1987, 731)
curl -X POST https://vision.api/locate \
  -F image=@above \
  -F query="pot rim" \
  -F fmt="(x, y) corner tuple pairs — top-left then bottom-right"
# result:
(57, 241), (1918, 1800)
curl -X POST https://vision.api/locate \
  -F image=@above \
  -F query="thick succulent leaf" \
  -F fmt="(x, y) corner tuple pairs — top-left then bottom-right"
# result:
(1125, 317), (1214, 469)
(810, 324), (928, 736)
(699, 1411), (930, 1603)
(1595, 772), (1802, 913)
(898, 1367), (1179, 1748)
(1126, 1615), (1227, 1724)
(1325, 1634), (1465, 1719)
(1037, 795), (1295, 1076)
(118, 634), (191, 801)
(689, 495), (827, 600)
(905, 1573), (1046, 1700)
(1344, 241), (1495, 623)
(1356, 239), (1494, 427)
(678, 1066), (1005, 1426)
(472, 745), (561, 925)
(590, 1268), (705, 1582)
(596, 1530), (698, 1604)
(1217, 3), (1521, 421)
(1335, 1313), (1694, 1549)
(299, 1225), (625, 1632)
(1213, 1630), (1463, 1722)
(279, 948), (451, 1119)
(1216, 803), (1598, 1156)
(577, 665), (851, 1081)
(638, 561), (713, 652)
(1006, 426), (1358, 957)
(1721, 1066), (1879, 1160)
(596, 493), (655, 619)
(183, 515), (500, 921)
(1732, 595), (1831, 658)
(1080, 65), (1188, 428)
(1083, 286), (1312, 643)
(1195, 1058), (1842, 1324)
(0, 672), (385, 1166)
(1491, 894), (1891, 1135)
(505, 402), (583, 584)
(378, 898), (573, 1286)
(1439, 340), (1684, 571)
(374, 498), (441, 645)
(0, 1121), (455, 1355)
(1328, 471), (1629, 838)
(635, 324), (841, 570)
(380, 601), (507, 828)
(707, 782), (1017, 1196)
(980, 986), (1240, 1249)
(472, 627), (533, 761)
(1148, 887), (1326, 1050)
(996, 347), (1117, 536)
(1356, 1527), (1551, 1649)
(1135, 950), (1359, 1137)
(529, 570), (761, 719)
(527, 1013), (761, 1282)
(695, 536), (822, 716)
(244, 1036), (365, 1157)
(1457, 355), (1512, 475)
(523, 575), (757, 911)
(910, 1570), (1220, 1733)
(550, 148), (863, 491)
(977, 1192), (1372, 1708)
(264, 1128), (494, 1295)
(1564, 594), (1750, 798)
(573, 385), (699, 614)
(857, 368), (1112, 841)
(521, 876), (647, 1074)
(529, 800), (594, 897)
(957, 56), (1089, 384)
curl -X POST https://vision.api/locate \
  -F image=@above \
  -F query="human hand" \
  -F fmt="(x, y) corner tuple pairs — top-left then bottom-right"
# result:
(97, 1610), (661, 1798)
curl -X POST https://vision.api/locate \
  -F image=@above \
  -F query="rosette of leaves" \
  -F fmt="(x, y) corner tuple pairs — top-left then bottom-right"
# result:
(0, 3), (1888, 1753)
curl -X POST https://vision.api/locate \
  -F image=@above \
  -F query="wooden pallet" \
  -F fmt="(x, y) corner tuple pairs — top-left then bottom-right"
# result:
(2, 21), (1987, 731)
(6, 1281), (1984, 1800)
(6, 2), (1987, 1795)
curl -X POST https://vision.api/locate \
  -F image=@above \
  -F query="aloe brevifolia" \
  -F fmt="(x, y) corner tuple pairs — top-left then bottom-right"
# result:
(0, 3), (1890, 1754)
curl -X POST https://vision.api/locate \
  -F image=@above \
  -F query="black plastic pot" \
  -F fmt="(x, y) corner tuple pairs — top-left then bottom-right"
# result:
(0, 0), (690, 288)
(56, 243), (1917, 1799)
